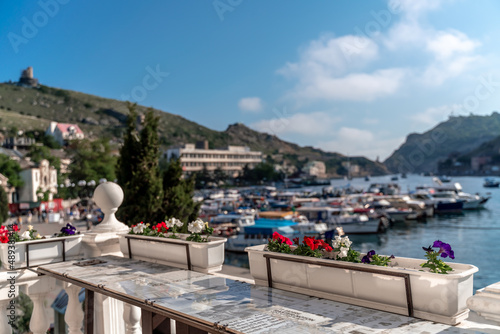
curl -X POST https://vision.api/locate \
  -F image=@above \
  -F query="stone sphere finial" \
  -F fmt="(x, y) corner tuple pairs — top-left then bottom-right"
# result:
(92, 182), (128, 232)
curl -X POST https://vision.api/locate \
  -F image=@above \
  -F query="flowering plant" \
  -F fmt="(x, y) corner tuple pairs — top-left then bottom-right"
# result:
(129, 218), (214, 243)
(421, 240), (455, 274)
(0, 224), (43, 243)
(186, 218), (213, 242)
(267, 232), (457, 274)
(57, 223), (80, 237)
(267, 232), (332, 258)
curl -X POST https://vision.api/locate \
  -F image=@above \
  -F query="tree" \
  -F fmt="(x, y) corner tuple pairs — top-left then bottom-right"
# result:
(159, 158), (201, 231)
(0, 186), (8, 224)
(68, 138), (117, 184)
(27, 145), (61, 171)
(116, 103), (163, 225)
(0, 154), (23, 188)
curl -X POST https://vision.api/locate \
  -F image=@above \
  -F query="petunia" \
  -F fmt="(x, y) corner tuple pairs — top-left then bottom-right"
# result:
(339, 247), (349, 258)
(21, 231), (31, 240)
(293, 237), (300, 245)
(188, 219), (205, 234)
(133, 223), (146, 234)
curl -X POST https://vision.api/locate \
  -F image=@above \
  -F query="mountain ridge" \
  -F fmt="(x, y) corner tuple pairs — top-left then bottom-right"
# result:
(384, 112), (500, 173)
(0, 83), (388, 177)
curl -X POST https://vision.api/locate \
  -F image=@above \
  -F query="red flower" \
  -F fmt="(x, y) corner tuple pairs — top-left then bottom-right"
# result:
(304, 237), (318, 250)
(12, 224), (19, 232)
(293, 237), (300, 245)
(0, 235), (9, 243)
(324, 245), (333, 252)
(272, 232), (292, 245)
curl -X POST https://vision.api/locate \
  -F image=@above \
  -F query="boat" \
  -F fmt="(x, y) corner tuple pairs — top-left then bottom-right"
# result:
(390, 175), (399, 181)
(210, 213), (326, 252)
(364, 176), (370, 181)
(484, 178), (500, 188)
(439, 175), (452, 183)
(296, 206), (387, 234)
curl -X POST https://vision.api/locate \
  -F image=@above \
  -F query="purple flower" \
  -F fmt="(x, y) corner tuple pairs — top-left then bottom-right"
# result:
(362, 250), (376, 264)
(60, 223), (77, 236)
(433, 240), (455, 259)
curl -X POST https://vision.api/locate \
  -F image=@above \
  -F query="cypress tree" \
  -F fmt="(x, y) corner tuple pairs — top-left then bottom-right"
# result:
(159, 158), (201, 232)
(116, 103), (163, 225)
(0, 186), (8, 224)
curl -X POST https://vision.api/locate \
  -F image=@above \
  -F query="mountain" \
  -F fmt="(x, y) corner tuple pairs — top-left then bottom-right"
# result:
(0, 83), (388, 177)
(384, 113), (500, 173)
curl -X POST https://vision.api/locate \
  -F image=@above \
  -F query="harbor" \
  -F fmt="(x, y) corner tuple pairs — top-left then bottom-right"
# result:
(221, 174), (500, 292)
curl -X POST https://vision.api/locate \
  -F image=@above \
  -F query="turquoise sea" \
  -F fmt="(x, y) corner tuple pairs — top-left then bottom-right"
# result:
(225, 175), (500, 292)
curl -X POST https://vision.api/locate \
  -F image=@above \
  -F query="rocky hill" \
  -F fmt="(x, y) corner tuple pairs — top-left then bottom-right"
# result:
(384, 113), (500, 173)
(0, 83), (388, 177)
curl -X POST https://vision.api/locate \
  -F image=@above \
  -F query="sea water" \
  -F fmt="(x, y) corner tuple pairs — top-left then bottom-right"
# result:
(225, 175), (500, 291)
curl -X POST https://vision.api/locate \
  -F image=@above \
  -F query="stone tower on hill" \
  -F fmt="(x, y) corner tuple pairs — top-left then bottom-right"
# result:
(18, 66), (39, 87)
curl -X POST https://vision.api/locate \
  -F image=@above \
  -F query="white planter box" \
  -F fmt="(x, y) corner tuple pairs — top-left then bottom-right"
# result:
(119, 233), (227, 273)
(246, 244), (478, 325)
(0, 235), (84, 269)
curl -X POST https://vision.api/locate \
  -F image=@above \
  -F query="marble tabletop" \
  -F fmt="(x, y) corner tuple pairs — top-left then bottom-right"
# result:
(37, 256), (499, 334)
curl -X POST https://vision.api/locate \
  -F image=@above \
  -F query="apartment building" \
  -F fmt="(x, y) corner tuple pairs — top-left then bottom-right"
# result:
(164, 141), (262, 177)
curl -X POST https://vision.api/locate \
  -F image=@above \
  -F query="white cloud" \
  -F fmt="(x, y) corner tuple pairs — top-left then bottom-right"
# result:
(277, 35), (408, 103)
(251, 111), (340, 136)
(410, 104), (460, 125)
(426, 30), (480, 60)
(318, 127), (405, 160)
(238, 97), (263, 112)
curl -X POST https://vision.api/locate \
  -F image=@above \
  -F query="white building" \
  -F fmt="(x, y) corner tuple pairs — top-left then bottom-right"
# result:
(164, 143), (262, 177)
(18, 159), (58, 203)
(46, 122), (85, 146)
(303, 161), (326, 178)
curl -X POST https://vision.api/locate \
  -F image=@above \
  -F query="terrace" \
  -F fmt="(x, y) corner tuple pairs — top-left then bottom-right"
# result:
(1, 182), (499, 333)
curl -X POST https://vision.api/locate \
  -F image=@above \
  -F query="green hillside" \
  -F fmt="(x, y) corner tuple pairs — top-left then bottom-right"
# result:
(0, 83), (388, 177)
(384, 113), (500, 173)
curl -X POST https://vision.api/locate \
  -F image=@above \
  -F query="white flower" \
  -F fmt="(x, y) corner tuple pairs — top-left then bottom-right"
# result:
(188, 219), (205, 234)
(332, 235), (342, 248)
(339, 247), (349, 258)
(166, 218), (183, 228)
(21, 231), (31, 240)
(28, 225), (33, 231)
(133, 223), (146, 234)
(336, 227), (345, 236)
(35, 233), (42, 239)
(342, 236), (352, 248)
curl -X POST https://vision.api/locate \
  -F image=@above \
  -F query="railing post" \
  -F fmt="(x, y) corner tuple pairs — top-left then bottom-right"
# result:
(26, 276), (56, 334)
(63, 282), (84, 334)
(123, 303), (142, 334)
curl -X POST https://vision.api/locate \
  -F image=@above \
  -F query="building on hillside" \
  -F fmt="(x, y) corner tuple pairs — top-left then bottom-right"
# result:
(18, 66), (39, 87)
(471, 156), (492, 172)
(2, 136), (37, 150)
(45, 122), (85, 146)
(0, 147), (25, 162)
(164, 141), (262, 177)
(18, 159), (58, 203)
(302, 161), (326, 178)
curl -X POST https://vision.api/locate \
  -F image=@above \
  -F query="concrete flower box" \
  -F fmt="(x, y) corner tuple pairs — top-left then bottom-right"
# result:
(119, 233), (227, 273)
(246, 244), (478, 325)
(0, 235), (84, 270)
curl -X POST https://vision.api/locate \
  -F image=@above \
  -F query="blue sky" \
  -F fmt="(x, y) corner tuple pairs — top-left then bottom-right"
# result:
(2, 0), (500, 160)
